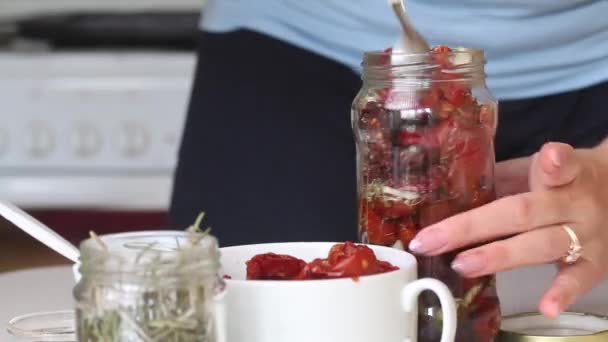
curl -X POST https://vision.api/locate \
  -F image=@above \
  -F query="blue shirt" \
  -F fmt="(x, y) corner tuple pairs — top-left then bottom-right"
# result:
(201, 0), (608, 100)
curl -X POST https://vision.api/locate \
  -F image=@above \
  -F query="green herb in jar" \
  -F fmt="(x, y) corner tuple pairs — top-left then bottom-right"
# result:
(75, 213), (223, 342)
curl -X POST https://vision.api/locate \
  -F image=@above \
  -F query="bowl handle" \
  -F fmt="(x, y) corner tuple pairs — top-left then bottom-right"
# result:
(401, 278), (457, 342)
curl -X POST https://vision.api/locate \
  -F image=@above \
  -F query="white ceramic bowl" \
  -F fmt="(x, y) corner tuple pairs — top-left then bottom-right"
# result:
(72, 241), (457, 342)
(220, 242), (456, 342)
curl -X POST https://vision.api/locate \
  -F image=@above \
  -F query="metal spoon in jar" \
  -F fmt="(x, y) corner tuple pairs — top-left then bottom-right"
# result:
(0, 200), (80, 262)
(389, 0), (430, 54)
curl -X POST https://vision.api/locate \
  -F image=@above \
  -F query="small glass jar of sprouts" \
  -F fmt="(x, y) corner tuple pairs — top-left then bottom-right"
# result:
(74, 219), (226, 342)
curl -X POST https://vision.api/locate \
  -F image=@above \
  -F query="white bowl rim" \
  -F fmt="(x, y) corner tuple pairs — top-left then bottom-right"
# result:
(73, 241), (417, 285)
(220, 241), (416, 286)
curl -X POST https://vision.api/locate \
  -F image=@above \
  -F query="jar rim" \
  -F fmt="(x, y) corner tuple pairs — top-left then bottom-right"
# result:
(78, 230), (221, 277)
(363, 47), (485, 60)
(361, 47), (486, 85)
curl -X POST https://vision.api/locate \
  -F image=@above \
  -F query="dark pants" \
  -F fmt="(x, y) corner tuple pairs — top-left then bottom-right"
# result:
(170, 30), (608, 246)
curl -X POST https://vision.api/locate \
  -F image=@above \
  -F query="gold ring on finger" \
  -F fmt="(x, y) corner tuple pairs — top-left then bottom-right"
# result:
(561, 224), (583, 264)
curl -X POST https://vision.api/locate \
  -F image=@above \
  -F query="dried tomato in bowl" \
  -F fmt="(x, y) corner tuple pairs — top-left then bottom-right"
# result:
(246, 253), (307, 280)
(245, 242), (398, 281)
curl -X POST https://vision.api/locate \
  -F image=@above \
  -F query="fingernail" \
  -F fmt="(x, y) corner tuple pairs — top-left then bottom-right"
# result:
(544, 299), (563, 318)
(549, 149), (562, 167)
(408, 227), (448, 254)
(452, 252), (486, 275)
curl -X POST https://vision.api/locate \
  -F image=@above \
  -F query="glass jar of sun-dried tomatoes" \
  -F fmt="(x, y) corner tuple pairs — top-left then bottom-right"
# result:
(352, 46), (500, 342)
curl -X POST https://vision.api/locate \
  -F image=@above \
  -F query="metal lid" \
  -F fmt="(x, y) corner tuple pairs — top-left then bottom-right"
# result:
(499, 312), (608, 342)
(7, 310), (75, 341)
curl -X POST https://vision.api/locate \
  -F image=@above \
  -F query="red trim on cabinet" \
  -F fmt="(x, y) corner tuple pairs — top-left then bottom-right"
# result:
(27, 209), (174, 245)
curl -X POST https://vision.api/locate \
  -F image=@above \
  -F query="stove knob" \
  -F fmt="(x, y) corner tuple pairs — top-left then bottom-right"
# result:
(26, 122), (54, 158)
(116, 122), (148, 157)
(71, 124), (102, 158)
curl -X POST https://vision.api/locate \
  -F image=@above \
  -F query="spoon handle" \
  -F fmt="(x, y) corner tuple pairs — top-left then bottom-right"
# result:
(390, 0), (430, 53)
(0, 200), (80, 262)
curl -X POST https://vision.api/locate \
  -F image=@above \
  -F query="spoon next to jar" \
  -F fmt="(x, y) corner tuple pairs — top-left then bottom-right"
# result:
(0, 200), (80, 262)
(389, 0), (430, 54)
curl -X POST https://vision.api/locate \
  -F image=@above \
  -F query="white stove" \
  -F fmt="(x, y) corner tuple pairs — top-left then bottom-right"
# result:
(0, 0), (205, 20)
(0, 0), (202, 211)
(0, 52), (195, 210)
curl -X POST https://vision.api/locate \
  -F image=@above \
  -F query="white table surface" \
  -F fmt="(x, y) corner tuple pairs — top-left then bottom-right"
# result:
(1, 265), (607, 340)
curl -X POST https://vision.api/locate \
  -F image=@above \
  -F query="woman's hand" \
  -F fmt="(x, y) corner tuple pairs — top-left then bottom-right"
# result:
(494, 155), (532, 198)
(408, 142), (608, 318)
